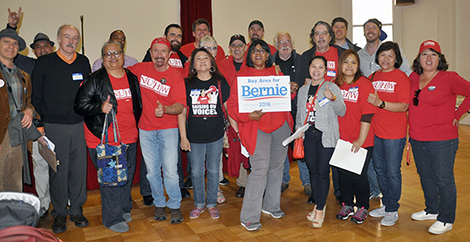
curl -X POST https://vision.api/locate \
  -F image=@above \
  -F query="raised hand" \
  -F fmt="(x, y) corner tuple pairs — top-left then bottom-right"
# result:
(8, 7), (22, 28)
(101, 95), (113, 114)
(155, 101), (165, 117)
(323, 83), (334, 100)
(367, 89), (381, 107)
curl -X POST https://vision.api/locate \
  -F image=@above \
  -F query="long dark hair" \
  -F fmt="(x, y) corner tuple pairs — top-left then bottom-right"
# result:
(185, 48), (224, 84)
(308, 55), (327, 78)
(412, 49), (448, 75)
(375, 41), (403, 69)
(245, 39), (273, 68)
(335, 49), (362, 87)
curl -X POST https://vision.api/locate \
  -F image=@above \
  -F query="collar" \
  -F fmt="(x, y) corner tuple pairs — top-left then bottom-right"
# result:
(57, 49), (77, 64)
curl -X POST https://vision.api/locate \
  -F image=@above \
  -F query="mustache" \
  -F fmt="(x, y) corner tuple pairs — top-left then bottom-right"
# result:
(66, 43), (76, 48)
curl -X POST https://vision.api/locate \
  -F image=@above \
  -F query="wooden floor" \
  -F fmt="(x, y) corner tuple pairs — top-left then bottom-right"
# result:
(38, 125), (470, 242)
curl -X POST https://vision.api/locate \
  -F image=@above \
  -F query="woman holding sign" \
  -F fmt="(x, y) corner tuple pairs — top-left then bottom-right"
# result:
(296, 56), (346, 228)
(334, 49), (377, 224)
(227, 39), (293, 231)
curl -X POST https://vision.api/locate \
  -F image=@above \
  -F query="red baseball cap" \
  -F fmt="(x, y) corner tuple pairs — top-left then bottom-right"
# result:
(150, 37), (171, 50)
(419, 40), (441, 54)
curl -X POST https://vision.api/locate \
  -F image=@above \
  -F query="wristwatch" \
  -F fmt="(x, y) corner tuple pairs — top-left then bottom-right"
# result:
(379, 101), (386, 109)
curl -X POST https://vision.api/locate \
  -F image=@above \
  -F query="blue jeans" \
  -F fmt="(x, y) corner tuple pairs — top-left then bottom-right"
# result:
(282, 157), (310, 186)
(139, 128), (181, 209)
(368, 160), (381, 197)
(373, 136), (405, 212)
(188, 138), (223, 208)
(410, 138), (458, 223)
(88, 143), (136, 227)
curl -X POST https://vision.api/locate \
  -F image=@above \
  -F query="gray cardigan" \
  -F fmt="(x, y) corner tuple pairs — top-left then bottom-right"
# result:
(296, 80), (346, 148)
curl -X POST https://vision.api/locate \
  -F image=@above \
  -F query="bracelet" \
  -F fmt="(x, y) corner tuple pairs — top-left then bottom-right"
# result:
(331, 94), (336, 101)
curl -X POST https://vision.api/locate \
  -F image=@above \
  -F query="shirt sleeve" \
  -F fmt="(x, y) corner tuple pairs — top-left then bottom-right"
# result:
(448, 72), (470, 120)
(359, 79), (377, 115)
(396, 71), (411, 104)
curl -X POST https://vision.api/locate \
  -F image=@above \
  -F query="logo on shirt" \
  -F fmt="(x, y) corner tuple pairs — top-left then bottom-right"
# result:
(168, 58), (183, 69)
(140, 75), (171, 97)
(113, 88), (132, 100)
(342, 88), (358, 103)
(190, 85), (219, 117)
(306, 95), (316, 123)
(327, 61), (335, 69)
(372, 81), (397, 93)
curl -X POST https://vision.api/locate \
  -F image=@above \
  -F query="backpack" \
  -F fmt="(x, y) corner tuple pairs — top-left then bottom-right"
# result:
(0, 225), (61, 242)
(0, 192), (40, 229)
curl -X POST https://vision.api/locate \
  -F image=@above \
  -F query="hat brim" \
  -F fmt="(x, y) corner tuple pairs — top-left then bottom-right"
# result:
(30, 39), (55, 49)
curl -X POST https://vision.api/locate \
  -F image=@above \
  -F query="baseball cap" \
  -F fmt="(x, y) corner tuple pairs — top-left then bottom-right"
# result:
(419, 40), (441, 54)
(150, 37), (171, 50)
(229, 34), (246, 45)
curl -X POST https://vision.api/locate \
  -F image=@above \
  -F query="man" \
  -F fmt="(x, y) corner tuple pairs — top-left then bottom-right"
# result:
(180, 18), (225, 60)
(143, 24), (188, 74)
(246, 20), (277, 54)
(358, 18), (412, 77)
(331, 17), (361, 51)
(92, 30), (138, 71)
(32, 24), (91, 234)
(127, 37), (186, 224)
(297, 21), (345, 85)
(270, 31), (311, 196)
(0, 28), (36, 192)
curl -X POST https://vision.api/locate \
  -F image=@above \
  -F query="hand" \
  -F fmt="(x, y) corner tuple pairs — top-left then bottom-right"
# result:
(323, 83), (334, 100)
(367, 89), (381, 107)
(101, 95), (113, 114)
(38, 136), (46, 146)
(155, 101), (165, 117)
(21, 108), (33, 129)
(453, 119), (459, 128)
(248, 109), (265, 121)
(180, 137), (191, 151)
(351, 138), (365, 153)
(297, 131), (304, 139)
(8, 7), (21, 28)
(290, 82), (299, 94)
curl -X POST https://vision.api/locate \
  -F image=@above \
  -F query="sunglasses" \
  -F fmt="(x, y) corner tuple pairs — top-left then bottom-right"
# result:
(413, 89), (421, 106)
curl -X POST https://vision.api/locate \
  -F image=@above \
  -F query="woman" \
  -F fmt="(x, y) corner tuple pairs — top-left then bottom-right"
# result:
(366, 42), (410, 226)
(227, 39), (293, 231)
(74, 41), (142, 233)
(297, 56), (346, 228)
(334, 49), (376, 224)
(179, 48), (230, 220)
(408, 40), (470, 234)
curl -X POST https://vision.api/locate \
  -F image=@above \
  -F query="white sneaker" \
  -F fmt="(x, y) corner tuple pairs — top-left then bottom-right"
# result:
(428, 221), (453, 235)
(369, 205), (386, 218)
(411, 210), (438, 221)
(380, 212), (399, 226)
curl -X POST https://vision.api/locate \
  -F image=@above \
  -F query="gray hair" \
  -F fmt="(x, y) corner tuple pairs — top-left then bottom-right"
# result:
(57, 24), (80, 39)
(273, 30), (295, 49)
(199, 36), (218, 48)
(101, 41), (124, 56)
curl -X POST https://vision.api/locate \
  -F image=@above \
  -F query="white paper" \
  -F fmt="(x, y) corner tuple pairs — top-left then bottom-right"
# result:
(282, 123), (310, 146)
(329, 139), (368, 175)
(237, 76), (291, 113)
(43, 136), (55, 152)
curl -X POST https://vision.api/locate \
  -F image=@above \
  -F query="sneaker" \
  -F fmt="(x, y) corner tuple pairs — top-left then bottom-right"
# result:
(381, 212), (399, 226)
(189, 207), (204, 219)
(351, 207), (368, 224)
(261, 209), (285, 219)
(123, 213), (132, 223)
(154, 207), (167, 221)
(169, 208), (184, 224)
(428, 221), (453, 235)
(184, 178), (193, 189)
(208, 207), (220, 219)
(304, 184), (312, 196)
(108, 221), (129, 233)
(241, 221), (262, 231)
(281, 183), (289, 193)
(219, 177), (229, 186)
(369, 205), (386, 218)
(411, 210), (438, 221)
(336, 203), (354, 220)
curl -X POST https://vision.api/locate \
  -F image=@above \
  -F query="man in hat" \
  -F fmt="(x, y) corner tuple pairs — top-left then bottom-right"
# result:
(0, 28), (35, 192)
(358, 18), (412, 77)
(127, 37), (186, 224)
(246, 20), (277, 54)
(91, 30), (138, 72)
(180, 18), (225, 60)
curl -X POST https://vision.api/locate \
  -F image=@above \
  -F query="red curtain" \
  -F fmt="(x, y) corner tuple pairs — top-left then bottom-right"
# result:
(180, 0), (213, 45)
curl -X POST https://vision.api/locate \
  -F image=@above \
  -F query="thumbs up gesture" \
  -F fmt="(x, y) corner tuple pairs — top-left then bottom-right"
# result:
(101, 95), (113, 114)
(367, 89), (381, 107)
(323, 83), (334, 100)
(155, 101), (165, 117)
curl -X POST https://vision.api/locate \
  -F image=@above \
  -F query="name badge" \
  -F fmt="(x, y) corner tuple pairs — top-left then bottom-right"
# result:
(428, 86), (436, 91)
(327, 70), (336, 77)
(319, 97), (330, 107)
(72, 73), (84, 81)
(348, 87), (358, 93)
(0, 79), (4, 88)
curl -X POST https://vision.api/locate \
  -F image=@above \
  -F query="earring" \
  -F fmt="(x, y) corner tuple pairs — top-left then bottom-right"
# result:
(210, 66), (215, 73)
(192, 68), (197, 74)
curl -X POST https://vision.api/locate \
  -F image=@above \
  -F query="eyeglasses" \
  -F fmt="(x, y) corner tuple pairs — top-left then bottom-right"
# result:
(314, 31), (329, 36)
(413, 89), (421, 106)
(279, 40), (291, 45)
(203, 46), (217, 51)
(230, 43), (245, 48)
(103, 51), (123, 59)
(251, 49), (266, 55)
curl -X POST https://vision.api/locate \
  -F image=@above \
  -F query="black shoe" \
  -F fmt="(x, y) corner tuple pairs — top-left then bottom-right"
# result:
(307, 196), (315, 204)
(184, 178), (193, 189)
(70, 214), (89, 228)
(219, 177), (229, 186)
(52, 214), (67, 233)
(181, 188), (191, 199)
(235, 187), (245, 198)
(40, 208), (49, 219)
(281, 183), (289, 193)
(143, 195), (154, 206)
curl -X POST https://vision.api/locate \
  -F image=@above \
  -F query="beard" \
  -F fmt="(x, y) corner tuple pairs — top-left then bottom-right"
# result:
(171, 41), (181, 51)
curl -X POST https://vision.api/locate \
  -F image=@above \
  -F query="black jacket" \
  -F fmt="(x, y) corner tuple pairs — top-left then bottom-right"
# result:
(345, 38), (361, 52)
(74, 68), (142, 139)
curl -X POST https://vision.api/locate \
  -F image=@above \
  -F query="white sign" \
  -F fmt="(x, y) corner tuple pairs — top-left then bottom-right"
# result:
(237, 76), (291, 113)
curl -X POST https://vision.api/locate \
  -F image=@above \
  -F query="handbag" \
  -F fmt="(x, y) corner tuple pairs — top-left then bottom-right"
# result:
(95, 110), (129, 187)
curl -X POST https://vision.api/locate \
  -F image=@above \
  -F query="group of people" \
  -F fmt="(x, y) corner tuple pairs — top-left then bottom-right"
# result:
(1, 6), (469, 236)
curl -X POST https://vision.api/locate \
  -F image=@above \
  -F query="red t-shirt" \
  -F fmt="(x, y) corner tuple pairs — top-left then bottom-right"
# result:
(338, 76), (377, 147)
(84, 73), (138, 148)
(180, 42), (226, 60)
(408, 71), (470, 141)
(315, 46), (339, 82)
(168, 52), (185, 75)
(128, 62), (186, 131)
(218, 55), (247, 87)
(370, 69), (410, 139)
